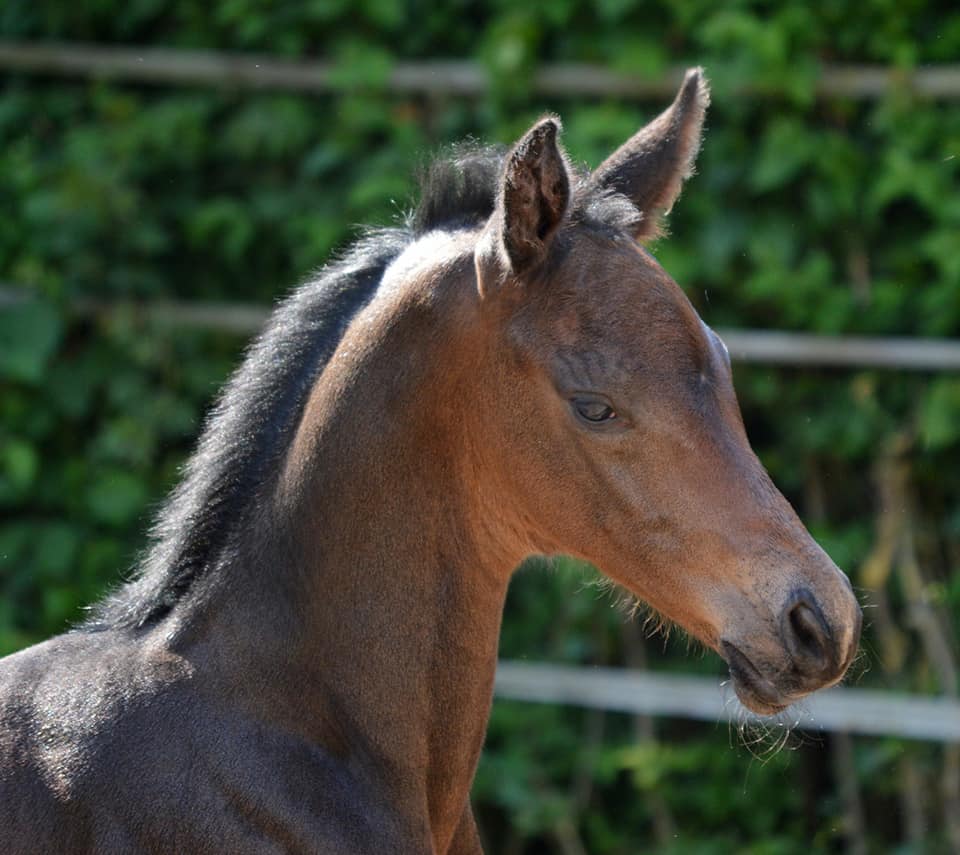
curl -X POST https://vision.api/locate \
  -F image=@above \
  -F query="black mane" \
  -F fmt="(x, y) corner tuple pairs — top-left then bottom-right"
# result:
(84, 143), (637, 631)
(411, 143), (505, 235)
(84, 146), (512, 631)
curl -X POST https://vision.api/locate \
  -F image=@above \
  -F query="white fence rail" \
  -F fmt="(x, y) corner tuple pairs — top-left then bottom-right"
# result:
(3, 42), (960, 100)
(18, 292), (960, 372)
(6, 289), (960, 370)
(720, 329), (960, 371)
(495, 662), (960, 742)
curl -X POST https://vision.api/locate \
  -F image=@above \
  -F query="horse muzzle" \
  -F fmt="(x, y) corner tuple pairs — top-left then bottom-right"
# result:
(720, 583), (862, 715)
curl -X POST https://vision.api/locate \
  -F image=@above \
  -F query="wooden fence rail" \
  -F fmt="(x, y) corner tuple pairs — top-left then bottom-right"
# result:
(5, 289), (957, 371)
(3, 41), (960, 100)
(495, 662), (960, 743)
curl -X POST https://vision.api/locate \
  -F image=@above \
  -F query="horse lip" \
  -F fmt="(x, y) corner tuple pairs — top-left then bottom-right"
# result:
(720, 641), (789, 715)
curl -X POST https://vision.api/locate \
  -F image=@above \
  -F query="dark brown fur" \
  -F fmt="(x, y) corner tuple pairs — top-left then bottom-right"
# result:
(0, 70), (860, 853)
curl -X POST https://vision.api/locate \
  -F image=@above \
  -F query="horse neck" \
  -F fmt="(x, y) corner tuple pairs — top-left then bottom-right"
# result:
(288, 441), (510, 844)
(188, 245), (522, 846)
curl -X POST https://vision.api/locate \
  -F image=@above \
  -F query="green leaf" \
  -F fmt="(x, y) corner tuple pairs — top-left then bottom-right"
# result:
(0, 439), (38, 494)
(86, 470), (149, 527)
(328, 42), (394, 90)
(32, 523), (80, 582)
(0, 299), (62, 383)
(750, 118), (814, 192)
(920, 378), (960, 450)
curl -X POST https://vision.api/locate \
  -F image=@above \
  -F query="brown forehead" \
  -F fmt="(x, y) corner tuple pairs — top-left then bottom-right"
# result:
(521, 231), (710, 383)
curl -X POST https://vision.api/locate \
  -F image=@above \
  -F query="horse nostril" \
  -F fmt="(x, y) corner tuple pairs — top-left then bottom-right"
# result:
(782, 594), (834, 677)
(789, 602), (822, 651)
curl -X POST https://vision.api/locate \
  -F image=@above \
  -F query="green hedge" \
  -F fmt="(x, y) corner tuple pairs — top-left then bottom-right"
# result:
(2, 2), (959, 851)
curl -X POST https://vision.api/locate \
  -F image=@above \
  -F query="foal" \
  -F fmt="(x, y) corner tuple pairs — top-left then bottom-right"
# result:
(0, 69), (860, 853)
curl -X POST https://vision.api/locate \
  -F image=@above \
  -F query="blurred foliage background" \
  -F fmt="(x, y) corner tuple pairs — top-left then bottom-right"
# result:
(2, 1), (960, 852)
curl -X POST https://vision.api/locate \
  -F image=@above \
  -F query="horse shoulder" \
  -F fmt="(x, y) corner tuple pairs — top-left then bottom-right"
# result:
(0, 632), (432, 853)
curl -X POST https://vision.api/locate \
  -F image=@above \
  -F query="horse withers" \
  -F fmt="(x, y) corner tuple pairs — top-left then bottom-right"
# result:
(0, 69), (861, 853)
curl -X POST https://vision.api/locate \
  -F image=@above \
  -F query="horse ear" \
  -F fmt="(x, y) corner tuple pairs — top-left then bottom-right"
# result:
(588, 68), (709, 241)
(495, 117), (571, 275)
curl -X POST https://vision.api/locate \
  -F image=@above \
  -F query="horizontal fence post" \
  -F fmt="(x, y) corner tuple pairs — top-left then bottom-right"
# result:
(2, 42), (960, 100)
(495, 661), (960, 743)
(5, 287), (958, 372)
(719, 329), (960, 371)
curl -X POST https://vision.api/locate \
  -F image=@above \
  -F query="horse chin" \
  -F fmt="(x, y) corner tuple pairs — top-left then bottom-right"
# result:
(721, 641), (791, 716)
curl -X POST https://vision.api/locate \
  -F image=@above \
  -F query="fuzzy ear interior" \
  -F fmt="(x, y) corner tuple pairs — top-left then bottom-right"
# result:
(497, 117), (571, 274)
(588, 68), (710, 241)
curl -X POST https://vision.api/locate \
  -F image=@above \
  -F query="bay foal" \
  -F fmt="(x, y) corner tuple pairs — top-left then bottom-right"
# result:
(0, 70), (860, 853)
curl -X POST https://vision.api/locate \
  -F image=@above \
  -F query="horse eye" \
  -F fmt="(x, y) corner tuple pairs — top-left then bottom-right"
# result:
(572, 397), (617, 424)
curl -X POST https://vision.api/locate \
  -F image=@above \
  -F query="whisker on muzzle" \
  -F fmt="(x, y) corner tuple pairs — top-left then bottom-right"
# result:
(719, 682), (813, 761)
